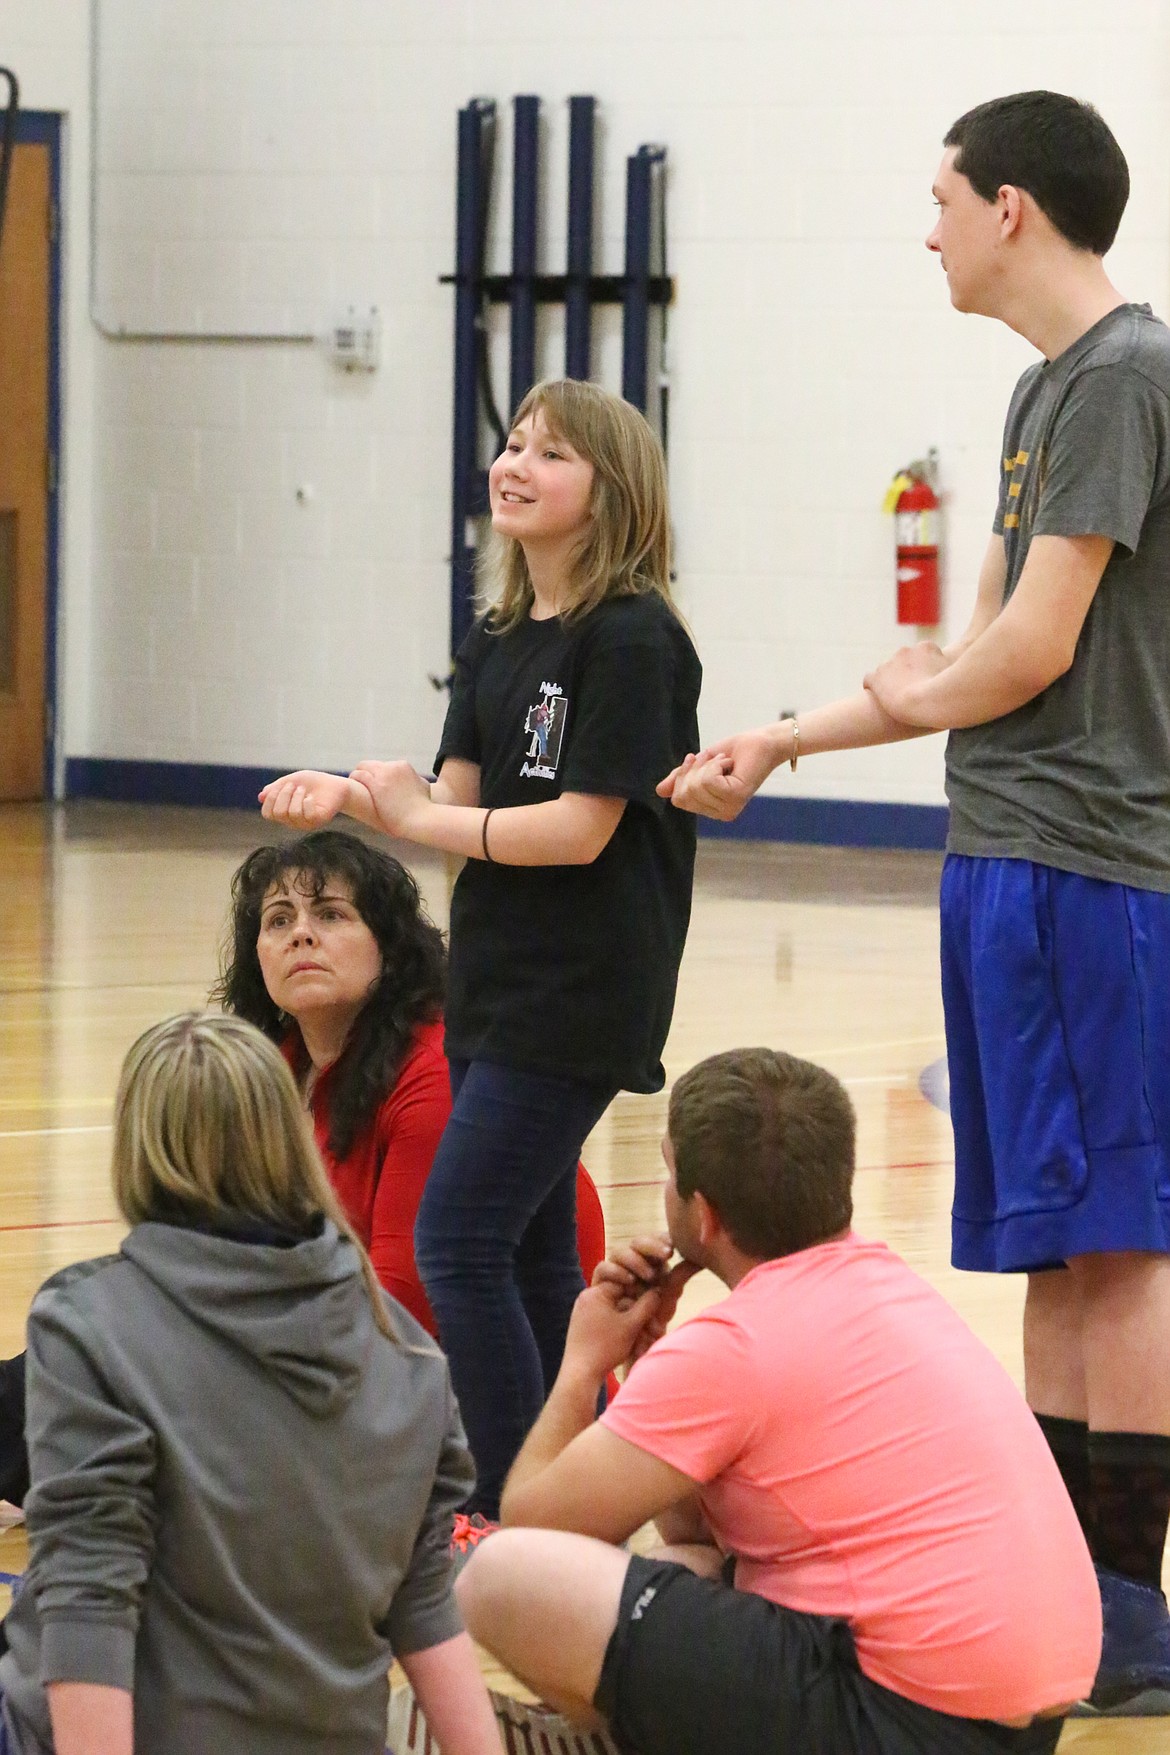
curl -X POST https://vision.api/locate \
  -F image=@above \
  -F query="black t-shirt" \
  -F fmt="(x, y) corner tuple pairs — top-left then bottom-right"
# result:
(434, 592), (702, 1092)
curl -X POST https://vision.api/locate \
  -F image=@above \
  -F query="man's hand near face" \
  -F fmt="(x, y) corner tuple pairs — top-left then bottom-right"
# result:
(589, 1236), (700, 1366)
(499, 1241), (703, 1538)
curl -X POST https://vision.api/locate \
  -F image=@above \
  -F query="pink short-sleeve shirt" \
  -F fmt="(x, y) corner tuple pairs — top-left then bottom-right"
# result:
(601, 1234), (1100, 1721)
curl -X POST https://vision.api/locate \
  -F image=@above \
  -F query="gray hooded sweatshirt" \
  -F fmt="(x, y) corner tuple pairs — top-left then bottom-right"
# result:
(0, 1218), (474, 1755)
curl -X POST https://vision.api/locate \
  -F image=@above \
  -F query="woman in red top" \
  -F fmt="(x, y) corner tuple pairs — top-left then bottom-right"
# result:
(215, 830), (606, 1336)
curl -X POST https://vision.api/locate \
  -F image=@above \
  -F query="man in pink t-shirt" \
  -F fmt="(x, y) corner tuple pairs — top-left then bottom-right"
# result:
(456, 1047), (1101, 1755)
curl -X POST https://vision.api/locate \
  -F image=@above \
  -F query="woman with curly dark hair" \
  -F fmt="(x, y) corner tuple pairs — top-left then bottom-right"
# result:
(215, 829), (607, 1343)
(0, 832), (451, 1515)
(214, 829), (450, 1332)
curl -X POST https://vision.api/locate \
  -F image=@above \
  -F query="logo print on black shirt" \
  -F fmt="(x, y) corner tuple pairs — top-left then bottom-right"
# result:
(520, 681), (567, 780)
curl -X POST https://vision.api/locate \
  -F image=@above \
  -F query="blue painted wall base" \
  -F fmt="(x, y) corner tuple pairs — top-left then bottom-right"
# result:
(65, 758), (275, 812)
(65, 759), (949, 850)
(695, 792), (948, 851)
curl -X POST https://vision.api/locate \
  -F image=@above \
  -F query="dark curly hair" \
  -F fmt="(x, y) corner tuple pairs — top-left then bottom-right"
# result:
(211, 830), (446, 1159)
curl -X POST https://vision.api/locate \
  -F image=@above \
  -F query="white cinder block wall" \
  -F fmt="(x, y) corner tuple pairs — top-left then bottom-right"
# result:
(14, 1), (1170, 807)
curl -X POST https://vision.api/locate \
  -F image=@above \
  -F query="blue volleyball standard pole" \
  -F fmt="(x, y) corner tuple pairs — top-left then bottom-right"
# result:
(509, 95), (540, 414)
(449, 98), (495, 657)
(565, 96), (595, 380)
(621, 145), (666, 414)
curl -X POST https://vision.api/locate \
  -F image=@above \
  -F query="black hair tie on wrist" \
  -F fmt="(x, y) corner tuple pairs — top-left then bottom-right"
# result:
(482, 808), (495, 862)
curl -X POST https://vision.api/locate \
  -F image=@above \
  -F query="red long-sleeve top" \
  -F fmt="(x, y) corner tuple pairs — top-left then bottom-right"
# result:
(284, 1019), (447, 1333)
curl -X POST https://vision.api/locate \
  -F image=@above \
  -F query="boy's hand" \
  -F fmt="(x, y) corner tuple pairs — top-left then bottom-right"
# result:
(259, 770), (353, 828)
(563, 1278), (665, 1382)
(627, 1259), (701, 1363)
(592, 1236), (700, 1366)
(592, 1234), (674, 1298)
(863, 641), (947, 719)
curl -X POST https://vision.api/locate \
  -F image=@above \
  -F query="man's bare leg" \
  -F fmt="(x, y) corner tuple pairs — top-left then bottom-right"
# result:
(1075, 1252), (1170, 1437)
(1027, 1252), (1170, 1432)
(1027, 1250), (1170, 1614)
(1024, 1268), (1087, 1421)
(456, 1529), (630, 1727)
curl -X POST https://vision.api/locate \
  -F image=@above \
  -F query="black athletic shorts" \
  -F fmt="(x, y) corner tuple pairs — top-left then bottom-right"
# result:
(593, 1557), (1066, 1755)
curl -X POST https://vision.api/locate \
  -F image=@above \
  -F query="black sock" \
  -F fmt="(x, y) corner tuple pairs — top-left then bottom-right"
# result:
(1088, 1429), (1170, 1592)
(1035, 1411), (1095, 1552)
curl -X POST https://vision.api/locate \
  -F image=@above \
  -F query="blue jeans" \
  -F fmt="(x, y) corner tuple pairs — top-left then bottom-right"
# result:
(414, 1059), (617, 1519)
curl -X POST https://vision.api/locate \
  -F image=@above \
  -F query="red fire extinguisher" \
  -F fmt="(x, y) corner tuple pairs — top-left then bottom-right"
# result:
(884, 460), (940, 625)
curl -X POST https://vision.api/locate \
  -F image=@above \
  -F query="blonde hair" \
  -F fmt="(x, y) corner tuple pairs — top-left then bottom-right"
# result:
(113, 1012), (409, 1344)
(479, 378), (678, 632)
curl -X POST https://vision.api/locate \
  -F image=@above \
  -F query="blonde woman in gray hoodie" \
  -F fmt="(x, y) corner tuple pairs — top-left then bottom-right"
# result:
(0, 1012), (503, 1755)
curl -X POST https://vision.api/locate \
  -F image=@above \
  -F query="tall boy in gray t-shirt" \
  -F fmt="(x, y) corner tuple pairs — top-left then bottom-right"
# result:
(947, 301), (1170, 884)
(661, 91), (1170, 1716)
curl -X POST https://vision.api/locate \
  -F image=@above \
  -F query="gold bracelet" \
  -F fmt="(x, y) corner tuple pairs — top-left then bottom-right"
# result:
(789, 718), (800, 772)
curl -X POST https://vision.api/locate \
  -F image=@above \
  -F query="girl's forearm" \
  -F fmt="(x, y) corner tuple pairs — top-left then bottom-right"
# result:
(402, 796), (622, 866)
(398, 1633), (504, 1755)
(794, 691), (934, 754)
(47, 1682), (134, 1755)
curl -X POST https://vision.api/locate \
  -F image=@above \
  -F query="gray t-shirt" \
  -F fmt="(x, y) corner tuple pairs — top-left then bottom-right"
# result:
(946, 302), (1170, 891)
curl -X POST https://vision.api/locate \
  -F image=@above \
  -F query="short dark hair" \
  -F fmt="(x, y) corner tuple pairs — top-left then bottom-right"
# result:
(945, 91), (1129, 255)
(668, 1048), (854, 1260)
(211, 830), (445, 1158)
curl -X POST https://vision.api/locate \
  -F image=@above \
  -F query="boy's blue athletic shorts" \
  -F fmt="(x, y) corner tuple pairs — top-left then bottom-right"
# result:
(941, 855), (1170, 1272)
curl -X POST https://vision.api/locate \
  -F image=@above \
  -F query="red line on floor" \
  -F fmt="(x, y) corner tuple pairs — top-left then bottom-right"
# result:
(596, 1159), (953, 1193)
(859, 1158), (953, 1173)
(0, 1217), (120, 1235)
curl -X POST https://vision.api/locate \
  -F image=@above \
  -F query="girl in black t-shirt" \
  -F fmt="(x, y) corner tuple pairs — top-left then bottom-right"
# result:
(260, 379), (701, 1518)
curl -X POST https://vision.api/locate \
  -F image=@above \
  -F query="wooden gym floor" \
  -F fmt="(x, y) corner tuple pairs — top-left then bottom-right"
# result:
(0, 800), (1163, 1750)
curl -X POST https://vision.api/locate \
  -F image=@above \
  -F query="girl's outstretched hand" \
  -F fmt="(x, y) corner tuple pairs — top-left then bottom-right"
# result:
(349, 760), (431, 837)
(659, 726), (784, 820)
(259, 770), (353, 828)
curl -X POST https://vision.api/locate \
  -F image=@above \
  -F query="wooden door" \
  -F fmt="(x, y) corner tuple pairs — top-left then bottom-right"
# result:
(0, 141), (51, 800)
